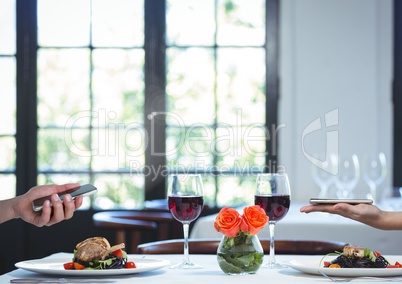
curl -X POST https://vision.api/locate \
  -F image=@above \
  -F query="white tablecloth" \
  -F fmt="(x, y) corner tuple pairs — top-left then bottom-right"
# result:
(190, 202), (402, 255)
(2, 252), (401, 283)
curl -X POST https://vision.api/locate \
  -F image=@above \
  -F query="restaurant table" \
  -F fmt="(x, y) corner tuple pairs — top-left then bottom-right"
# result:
(2, 252), (402, 283)
(190, 202), (402, 255)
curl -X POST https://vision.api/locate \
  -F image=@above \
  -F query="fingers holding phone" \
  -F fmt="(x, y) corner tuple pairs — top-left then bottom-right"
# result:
(5, 184), (93, 227)
(49, 185), (92, 224)
(32, 184), (97, 212)
(49, 193), (70, 224)
(57, 193), (83, 220)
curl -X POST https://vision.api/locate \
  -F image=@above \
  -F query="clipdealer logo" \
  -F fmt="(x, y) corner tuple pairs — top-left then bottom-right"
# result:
(63, 108), (287, 176)
(301, 108), (339, 175)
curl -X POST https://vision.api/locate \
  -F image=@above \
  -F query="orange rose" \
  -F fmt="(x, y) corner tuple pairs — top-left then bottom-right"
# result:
(240, 205), (269, 235)
(214, 207), (242, 237)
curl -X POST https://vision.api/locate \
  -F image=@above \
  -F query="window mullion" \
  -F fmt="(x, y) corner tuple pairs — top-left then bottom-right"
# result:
(16, 0), (38, 195)
(144, 0), (167, 200)
(266, 0), (279, 171)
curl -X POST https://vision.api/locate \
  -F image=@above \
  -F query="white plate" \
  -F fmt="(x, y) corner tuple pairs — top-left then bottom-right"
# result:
(284, 256), (402, 277)
(15, 256), (171, 276)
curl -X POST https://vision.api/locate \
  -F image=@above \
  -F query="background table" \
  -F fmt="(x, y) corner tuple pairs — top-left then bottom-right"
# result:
(190, 202), (402, 255)
(2, 252), (401, 283)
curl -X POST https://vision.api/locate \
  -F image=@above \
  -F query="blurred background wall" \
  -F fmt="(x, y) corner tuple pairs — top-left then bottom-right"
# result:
(279, 0), (393, 202)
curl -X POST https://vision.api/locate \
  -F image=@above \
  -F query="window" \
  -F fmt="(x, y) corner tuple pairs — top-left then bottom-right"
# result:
(36, 0), (146, 209)
(9, 0), (279, 209)
(165, 0), (269, 207)
(0, 0), (16, 200)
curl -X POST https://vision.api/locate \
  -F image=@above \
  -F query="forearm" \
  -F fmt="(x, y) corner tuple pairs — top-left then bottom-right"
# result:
(365, 211), (402, 230)
(0, 197), (18, 224)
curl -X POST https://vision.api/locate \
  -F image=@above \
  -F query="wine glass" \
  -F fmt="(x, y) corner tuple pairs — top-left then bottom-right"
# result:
(167, 174), (204, 269)
(254, 173), (291, 268)
(335, 155), (360, 199)
(363, 152), (387, 203)
(311, 153), (338, 198)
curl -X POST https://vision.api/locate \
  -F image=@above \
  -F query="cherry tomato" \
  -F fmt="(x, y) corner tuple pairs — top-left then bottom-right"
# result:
(323, 261), (330, 267)
(73, 262), (86, 270)
(125, 261), (136, 269)
(112, 249), (124, 258)
(373, 251), (381, 258)
(63, 261), (74, 270)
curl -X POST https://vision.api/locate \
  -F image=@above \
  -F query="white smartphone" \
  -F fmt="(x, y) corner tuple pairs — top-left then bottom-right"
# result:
(32, 184), (97, 211)
(309, 198), (373, 205)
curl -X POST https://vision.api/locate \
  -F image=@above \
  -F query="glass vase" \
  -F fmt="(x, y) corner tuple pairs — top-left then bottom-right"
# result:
(216, 233), (264, 275)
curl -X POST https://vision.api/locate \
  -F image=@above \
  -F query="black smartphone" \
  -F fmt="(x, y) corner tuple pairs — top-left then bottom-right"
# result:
(32, 184), (97, 212)
(309, 198), (373, 205)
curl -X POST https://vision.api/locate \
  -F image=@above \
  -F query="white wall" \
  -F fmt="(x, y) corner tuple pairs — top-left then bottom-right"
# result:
(279, 0), (393, 202)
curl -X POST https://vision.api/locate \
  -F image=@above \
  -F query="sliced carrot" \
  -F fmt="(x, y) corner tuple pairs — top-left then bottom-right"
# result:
(329, 264), (341, 268)
(73, 262), (86, 270)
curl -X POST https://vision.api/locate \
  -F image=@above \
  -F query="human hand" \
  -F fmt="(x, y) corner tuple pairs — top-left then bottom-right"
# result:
(12, 183), (84, 227)
(300, 203), (383, 228)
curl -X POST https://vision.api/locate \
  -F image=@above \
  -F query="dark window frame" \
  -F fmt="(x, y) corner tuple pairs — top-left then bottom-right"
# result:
(394, 0), (402, 188)
(15, 0), (280, 203)
(16, 0), (38, 196)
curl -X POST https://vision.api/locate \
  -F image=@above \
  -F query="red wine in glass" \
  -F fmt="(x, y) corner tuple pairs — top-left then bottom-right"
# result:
(254, 195), (290, 222)
(168, 196), (204, 222)
(255, 173), (291, 268)
(167, 173), (204, 269)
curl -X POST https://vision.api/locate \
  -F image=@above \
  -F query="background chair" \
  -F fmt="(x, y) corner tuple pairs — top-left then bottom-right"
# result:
(93, 211), (175, 253)
(136, 238), (348, 255)
(93, 200), (221, 253)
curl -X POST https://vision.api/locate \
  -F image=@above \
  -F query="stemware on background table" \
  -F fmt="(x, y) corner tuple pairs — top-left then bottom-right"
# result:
(309, 152), (388, 203)
(254, 173), (291, 268)
(335, 154), (360, 199)
(167, 174), (204, 269)
(311, 153), (338, 198)
(362, 152), (387, 203)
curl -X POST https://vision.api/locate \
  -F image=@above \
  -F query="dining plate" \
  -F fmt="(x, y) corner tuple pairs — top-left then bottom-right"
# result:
(15, 257), (171, 276)
(284, 257), (402, 277)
